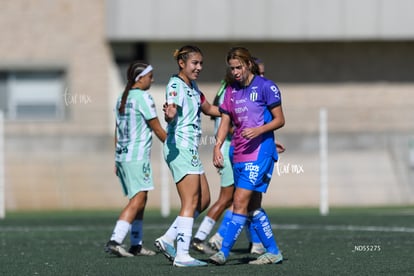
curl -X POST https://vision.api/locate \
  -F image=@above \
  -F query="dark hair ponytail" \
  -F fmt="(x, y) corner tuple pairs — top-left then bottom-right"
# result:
(118, 61), (149, 115)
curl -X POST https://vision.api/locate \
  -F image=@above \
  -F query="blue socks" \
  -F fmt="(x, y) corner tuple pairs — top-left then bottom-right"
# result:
(217, 209), (232, 238)
(221, 213), (247, 257)
(250, 208), (280, 254)
(130, 220), (143, 246)
(246, 220), (262, 244)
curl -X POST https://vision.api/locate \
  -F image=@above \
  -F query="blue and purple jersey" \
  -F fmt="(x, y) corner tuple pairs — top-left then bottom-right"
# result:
(219, 76), (282, 163)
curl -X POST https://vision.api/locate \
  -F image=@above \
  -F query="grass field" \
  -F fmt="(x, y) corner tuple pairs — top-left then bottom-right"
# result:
(1, 207), (413, 275)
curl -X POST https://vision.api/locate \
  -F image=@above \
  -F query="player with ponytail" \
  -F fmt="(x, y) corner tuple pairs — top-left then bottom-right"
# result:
(105, 61), (166, 257)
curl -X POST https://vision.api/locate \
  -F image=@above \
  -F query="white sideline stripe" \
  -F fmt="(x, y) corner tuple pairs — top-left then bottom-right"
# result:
(1, 224), (413, 233)
(274, 224), (414, 233)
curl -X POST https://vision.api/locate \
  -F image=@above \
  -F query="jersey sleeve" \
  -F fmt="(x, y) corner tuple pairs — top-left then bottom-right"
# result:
(166, 78), (184, 107)
(200, 91), (206, 105)
(218, 85), (232, 115)
(138, 93), (158, 121)
(263, 80), (282, 109)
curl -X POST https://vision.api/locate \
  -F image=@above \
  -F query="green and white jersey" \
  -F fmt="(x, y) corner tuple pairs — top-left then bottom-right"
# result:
(165, 75), (203, 148)
(115, 89), (158, 162)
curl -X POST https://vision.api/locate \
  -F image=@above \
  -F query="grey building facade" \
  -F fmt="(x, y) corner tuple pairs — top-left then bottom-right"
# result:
(1, 0), (413, 211)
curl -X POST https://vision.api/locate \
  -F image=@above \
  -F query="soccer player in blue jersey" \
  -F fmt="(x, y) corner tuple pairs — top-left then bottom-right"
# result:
(209, 47), (285, 265)
(192, 65), (285, 256)
(154, 45), (220, 267)
(105, 62), (167, 257)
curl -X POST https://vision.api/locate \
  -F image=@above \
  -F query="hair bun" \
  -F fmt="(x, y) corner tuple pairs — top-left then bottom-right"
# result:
(173, 49), (180, 59)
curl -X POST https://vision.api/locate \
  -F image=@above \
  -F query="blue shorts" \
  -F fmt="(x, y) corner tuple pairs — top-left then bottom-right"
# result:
(233, 157), (274, 193)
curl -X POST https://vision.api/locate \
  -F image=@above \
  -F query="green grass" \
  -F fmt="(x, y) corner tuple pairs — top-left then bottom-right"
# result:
(1, 207), (413, 275)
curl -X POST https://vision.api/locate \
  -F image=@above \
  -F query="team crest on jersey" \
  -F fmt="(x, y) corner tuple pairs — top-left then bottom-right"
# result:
(169, 91), (177, 97)
(250, 91), (258, 102)
(250, 87), (258, 101)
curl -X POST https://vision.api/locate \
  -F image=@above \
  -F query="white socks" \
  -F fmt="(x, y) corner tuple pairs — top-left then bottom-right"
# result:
(162, 210), (201, 244)
(162, 217), (178, 244)
(110, 220), (130, 244)
(175, 216), (194, 261)
(194, 216), (216, 241)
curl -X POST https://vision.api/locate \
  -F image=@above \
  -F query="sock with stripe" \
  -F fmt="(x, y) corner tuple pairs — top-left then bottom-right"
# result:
(250, 208), (280, 254)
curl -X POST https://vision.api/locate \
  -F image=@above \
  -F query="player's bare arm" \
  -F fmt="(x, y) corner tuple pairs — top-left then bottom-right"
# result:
(148, 118), (167, 143)
(201, 100), (221, 117)
(213, 114), (231, 168)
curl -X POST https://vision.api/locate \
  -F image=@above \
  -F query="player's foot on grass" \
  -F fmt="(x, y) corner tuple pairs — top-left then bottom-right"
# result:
(154, 237), (176, 262)
(128, 245), (156, 256)
(209, 251), (227, 265)
(248, 252), (283, 265)
(208, 233), (223, 251)
(191, 238), (217, 254)
(105, 240), (134, 257)
(173, 257), (208, 267)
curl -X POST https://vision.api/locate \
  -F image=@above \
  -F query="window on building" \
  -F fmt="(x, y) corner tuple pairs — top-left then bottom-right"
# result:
(0, 70), (66, 120)
(111, 42), (147, 83)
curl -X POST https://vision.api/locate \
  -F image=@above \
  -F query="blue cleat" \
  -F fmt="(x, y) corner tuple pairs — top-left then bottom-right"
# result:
(154, 237), (176, 262)
(173, 258), (208, 267)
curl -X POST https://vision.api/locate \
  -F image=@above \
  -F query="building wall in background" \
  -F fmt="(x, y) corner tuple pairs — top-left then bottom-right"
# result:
(106, 0), (414, 41)
(0, 0), (413, 211)
(0, 0), (124, 211)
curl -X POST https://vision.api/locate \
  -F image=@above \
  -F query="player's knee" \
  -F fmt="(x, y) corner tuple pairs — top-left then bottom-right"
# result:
(248, 208), (266, 221)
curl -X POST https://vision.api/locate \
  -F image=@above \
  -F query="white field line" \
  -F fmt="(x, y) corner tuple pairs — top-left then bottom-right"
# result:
(273, 224), (414, 233)
(1, 224), (413, 233)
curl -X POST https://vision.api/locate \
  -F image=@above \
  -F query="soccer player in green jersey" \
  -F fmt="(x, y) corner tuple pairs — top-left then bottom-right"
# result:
(105, 61), (167, 257)
(154, 45), (220, 267)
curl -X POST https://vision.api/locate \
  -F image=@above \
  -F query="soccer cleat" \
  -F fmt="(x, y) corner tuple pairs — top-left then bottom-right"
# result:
(208, 233), (223, 251)
(191, 238), (217, 255)
(128, 245), (156, 256)
(173, 258), (208, 267)
(105, 240), (134, 257)
(248, 252), (283, 265)
(250, 242), (266, 255)
(209, 251), (227, 265)
(154, 237), (176, 262)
